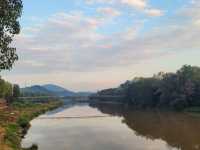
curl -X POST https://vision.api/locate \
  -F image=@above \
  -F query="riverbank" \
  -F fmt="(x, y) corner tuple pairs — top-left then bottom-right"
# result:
(0, 100), (63, 150)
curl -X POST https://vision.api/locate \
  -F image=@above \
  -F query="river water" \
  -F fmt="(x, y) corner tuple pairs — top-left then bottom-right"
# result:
(22, 103), (200, 150)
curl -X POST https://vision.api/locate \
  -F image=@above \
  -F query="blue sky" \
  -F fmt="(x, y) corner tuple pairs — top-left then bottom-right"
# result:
(3, 0), (200, 91)
(21, 0), (185, 33)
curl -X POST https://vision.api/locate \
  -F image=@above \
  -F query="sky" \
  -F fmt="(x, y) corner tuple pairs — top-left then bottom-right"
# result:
(2, 0), (200, 91)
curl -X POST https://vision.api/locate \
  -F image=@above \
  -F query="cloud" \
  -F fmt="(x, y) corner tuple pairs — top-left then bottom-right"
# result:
(85, 0), (114, 5)
(145, 8), (163, 17)
(97, 7), (121, 17)
(179, 0), (200, 26)
(85, 0), (163, 17)
(10, 4), (200, 76)
(86, 0), (147, 9)
(121, 0), (147, 10)
(194, 19), (200, 26)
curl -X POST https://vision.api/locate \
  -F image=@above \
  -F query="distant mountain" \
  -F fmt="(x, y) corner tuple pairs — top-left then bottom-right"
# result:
(21, 85), (54, 96)
(42, 84), (75, 96)
(21, 84), (93, 97)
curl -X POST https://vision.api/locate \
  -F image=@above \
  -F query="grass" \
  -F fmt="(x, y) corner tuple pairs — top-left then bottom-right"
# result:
(0, 100), (63, 150)
(5, 123), (21, 150)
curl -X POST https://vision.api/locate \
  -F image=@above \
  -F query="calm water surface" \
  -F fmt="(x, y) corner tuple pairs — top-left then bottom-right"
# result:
(22, 103), (200, 150)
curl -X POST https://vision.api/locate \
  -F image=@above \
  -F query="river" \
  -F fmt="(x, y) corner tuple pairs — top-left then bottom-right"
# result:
(22, 103), (200, 150)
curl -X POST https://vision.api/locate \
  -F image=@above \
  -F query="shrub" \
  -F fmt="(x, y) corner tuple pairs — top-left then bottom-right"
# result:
(5, 124), (21, 149)
(17, 115), (30, 129)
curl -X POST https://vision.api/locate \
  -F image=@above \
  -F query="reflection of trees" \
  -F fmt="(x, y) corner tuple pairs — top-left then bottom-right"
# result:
(89, 103), (124, 117)
(123, 111), (200, 150)
(90, 103), (200, 150)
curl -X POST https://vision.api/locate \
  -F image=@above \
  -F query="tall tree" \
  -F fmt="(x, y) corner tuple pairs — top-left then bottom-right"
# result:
(0, 0), (22, 70)
(13, 84), (20, 98)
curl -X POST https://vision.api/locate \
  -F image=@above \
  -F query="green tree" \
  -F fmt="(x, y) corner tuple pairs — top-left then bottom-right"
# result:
(0, 77), (5, 97)
(94, 65), (200, 110)
(127, 77), (159, 108)
(0, 77), (13, 104)
(0, 0), (23, 70)
(3, 81), (12, 101)
(13, 84), (20, 98)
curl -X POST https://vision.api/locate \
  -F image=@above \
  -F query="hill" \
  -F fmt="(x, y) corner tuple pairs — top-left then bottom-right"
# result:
(42, 84), (75, 96)
(21, 84), (93, 97)
(21, 85), (53, 96)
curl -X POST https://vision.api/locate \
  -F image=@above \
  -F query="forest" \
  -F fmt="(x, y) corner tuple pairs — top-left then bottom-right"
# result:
(93, 65), (200, 110)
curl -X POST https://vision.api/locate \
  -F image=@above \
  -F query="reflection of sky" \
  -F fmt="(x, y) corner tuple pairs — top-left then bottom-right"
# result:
(22, 105), (178, 150)
(40, 105), (107, 118)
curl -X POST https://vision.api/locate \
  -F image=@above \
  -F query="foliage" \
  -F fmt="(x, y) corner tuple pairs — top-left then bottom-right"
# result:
(0, 77), (21, 103)
(0, 76), (12, 99)
(17, 115), (29, 128)
(13, 84), (20, 98)
(0, 78), (20, 104)
(1, 100), (62, 150)
(5, 123), (21, 150)
(0, 0), (23, 70)
(94, 65), (200, 110)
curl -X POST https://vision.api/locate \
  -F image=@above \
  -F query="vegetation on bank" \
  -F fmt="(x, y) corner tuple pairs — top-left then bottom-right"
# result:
(0, 100), (62, 150)
(0, 77), (20, 104)
(92, 65), (200, 111)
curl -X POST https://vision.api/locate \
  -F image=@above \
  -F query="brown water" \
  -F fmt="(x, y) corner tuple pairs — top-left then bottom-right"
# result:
(22, 103), (200, 150)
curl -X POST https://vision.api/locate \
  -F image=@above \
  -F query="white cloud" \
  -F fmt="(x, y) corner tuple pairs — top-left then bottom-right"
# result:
(10, 7), (200, 75)
(145, 8), (163, 17)
(97, 7), (121, 17)
(19, 60), (45, 67)
(121, 0), (147, 10)
(85, 0), (114, 5)
(85, 0), (163, 17)
(179, 0), (200, 27)
(86, 0), (147, 10)
(194, 19), (200, 26)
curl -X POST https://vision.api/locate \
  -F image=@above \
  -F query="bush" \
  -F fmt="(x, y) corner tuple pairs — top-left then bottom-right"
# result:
(17, 115), (30, 129)
(5, 124), (21, 149)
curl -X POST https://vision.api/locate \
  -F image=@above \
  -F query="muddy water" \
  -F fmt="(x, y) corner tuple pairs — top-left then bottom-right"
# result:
(22, 103), (200, 150)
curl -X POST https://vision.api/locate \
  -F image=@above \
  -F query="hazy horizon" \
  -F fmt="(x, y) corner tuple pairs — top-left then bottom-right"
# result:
(2, 0), (200, 91)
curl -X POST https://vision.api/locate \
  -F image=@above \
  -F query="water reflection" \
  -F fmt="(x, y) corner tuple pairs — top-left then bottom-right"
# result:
(90, 103), (200, 150)
(22, 103), (200, 150)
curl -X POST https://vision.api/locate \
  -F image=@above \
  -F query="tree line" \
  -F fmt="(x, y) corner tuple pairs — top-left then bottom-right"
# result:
(0, 76), (20, 103)
(93, 65), (200, 110)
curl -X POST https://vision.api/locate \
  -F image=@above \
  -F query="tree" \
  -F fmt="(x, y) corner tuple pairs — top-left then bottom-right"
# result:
(0, 77), (12, 98)
(126, 77), (159, 108)
(93, 65), (200, 110)
(3, 81), (12, 101)
(0, 0), (23, 70)
(13, 84), (20, 98)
